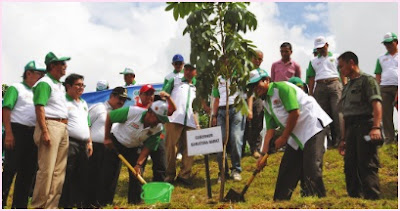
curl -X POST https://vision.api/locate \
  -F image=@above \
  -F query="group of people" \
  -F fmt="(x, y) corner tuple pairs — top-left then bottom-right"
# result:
(2, 32), (397, 208)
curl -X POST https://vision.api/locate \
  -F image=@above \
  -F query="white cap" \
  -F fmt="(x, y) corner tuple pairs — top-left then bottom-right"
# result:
(120, 67), (135, 75)
(150, 100), (169, 123)
(314, 36), (327, 49)
(96, 80), (109, 91)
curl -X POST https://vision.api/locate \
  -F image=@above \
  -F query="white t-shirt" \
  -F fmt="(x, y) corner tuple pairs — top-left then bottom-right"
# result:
(66, 95), (91, 141)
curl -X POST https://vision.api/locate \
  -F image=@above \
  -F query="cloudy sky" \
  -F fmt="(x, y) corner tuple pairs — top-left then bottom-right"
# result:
(1, 2), (398, 91)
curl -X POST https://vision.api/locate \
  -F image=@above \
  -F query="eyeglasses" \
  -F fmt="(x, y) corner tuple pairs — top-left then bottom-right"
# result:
(173, 62), (183, 66)
(33, 71), (45, 77)
(73, 83), (86, 88)
(383, 41), (393, 46)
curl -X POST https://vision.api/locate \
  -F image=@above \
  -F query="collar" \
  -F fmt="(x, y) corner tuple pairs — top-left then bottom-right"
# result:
(266, 82), (276, 96)
(181, 76), (197, 85)
(22, 81), (32, 89)
(140, 111), (147, 124)
(65, 93), (82, 102)
(385, 51), (398, 56)
(173, 69), (183, 74)
(126, 80), (136, 86)
(317, 51), (333, 58)
(47, 72), (60, 84)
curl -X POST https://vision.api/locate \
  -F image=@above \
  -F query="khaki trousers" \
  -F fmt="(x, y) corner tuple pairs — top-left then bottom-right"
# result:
(31, 120), (69, 209)
(165, 123), (194, 180)
(380, 85), (397, 143)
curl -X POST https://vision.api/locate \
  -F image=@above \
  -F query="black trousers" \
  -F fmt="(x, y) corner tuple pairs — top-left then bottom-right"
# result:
(59, 137), (89, 208)
(87, 142), (107, 207)
(100, 134), (144, 205)
(243, 98), (264, 154)
(2, 123), (37, 208)
(149, 139), (166, 182)
(344, 116), (381, 200)
(274, 128), (327, 200)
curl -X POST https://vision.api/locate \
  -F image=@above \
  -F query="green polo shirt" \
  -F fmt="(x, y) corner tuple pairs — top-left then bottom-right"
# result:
(163, 76), (197, 94)
(264, 82), (299, 129)
(2, 82), (31, 109)
(340, 72), (382, 117)
(163, 69), (183, 88)
(33, 73), (59, 106)
(109, 107), (161, 151)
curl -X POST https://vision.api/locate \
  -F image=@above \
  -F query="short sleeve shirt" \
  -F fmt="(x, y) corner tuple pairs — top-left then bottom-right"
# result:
(270, 60), (301, 82)
(374, 52), (398, 86)
(110, 106), (162, 150)
(306, 52), (340, 81)
(66, 94), (91, 141)
(89, 101), (113, 143)
(340, 72), (382, 117)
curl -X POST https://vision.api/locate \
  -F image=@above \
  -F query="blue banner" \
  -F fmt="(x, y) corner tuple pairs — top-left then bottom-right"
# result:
(81, 83), (163, 107)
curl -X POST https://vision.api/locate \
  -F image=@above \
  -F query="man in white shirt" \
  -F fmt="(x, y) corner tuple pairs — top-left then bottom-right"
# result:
(248, 69), (332, 200)
(59, 74), (93, 208)
(2, 61), (45, 208)
(374, 32), (398, 144)
(87, 87), (129, 208)
(306, 36), (347, 147)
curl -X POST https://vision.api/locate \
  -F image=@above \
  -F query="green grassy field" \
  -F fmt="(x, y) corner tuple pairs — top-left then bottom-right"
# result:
(4, 143), (398, 209)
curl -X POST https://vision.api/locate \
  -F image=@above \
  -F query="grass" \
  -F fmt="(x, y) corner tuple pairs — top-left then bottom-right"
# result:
(4, 144), (398, 209)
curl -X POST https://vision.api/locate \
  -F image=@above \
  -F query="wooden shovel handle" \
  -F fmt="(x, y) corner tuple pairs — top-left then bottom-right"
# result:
(241, 153), (269, 195)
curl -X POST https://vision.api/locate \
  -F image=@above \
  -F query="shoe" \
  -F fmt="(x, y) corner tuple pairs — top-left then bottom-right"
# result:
(231, 171), (242, 181)
(177, 153), (182, 160)
(253, 151), (261, 159)
(176, 176), (192, 186)
(217, 176), (222, 183)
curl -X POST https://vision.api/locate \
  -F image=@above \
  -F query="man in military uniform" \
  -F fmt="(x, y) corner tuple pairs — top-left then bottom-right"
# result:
(338, 51), (383, 200)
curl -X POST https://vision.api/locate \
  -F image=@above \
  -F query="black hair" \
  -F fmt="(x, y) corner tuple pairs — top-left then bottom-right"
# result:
(64, 73), (84, 90)
(338, 51), (358, 66)
(280, 42), (292, 51)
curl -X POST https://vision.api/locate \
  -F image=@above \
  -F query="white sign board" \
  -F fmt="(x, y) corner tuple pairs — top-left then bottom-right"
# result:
(187, 126), (223, 156)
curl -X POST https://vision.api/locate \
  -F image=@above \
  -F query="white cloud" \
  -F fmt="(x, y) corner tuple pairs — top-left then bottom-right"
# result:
(305, 3), (327, 12)
(1, 2), (190, 91)
(303, 13), (320, 23)
(1, 2), (398, 93)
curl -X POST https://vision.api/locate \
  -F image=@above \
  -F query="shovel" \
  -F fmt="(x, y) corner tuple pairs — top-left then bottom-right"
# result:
(112, 147), (147, 185)
(223, 153), (268, 202)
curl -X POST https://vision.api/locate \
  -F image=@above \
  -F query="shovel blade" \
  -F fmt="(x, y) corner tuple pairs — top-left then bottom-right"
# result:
(223, 188), (245, 202)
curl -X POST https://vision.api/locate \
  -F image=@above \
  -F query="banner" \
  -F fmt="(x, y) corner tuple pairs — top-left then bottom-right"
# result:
(81, 83), (163, 107)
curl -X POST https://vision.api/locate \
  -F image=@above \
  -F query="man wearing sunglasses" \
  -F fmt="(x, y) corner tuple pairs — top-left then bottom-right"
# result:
(31, 52), (71, 208)
(163, 54), (184, 89)
(374, 32), (398, 144)
(2, 61), (45, 208)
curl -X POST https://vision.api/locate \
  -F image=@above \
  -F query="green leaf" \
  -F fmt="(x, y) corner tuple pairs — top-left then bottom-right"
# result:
(173, 6), (179, 20)
(165, 2), (176, 12)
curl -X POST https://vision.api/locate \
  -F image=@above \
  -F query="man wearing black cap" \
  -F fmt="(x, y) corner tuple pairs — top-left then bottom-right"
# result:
(31, 52), (71, 208)
(2, 61), (45, 208)
(87, 87), (129, 207)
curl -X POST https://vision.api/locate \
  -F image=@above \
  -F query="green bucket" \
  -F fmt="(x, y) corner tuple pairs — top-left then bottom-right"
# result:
(141, 182), (174, 204)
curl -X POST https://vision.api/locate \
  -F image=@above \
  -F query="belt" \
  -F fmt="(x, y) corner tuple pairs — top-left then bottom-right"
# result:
(45, 117), (68, 124)
(316, 77), (339, 84)
(218, 105), (234, 110)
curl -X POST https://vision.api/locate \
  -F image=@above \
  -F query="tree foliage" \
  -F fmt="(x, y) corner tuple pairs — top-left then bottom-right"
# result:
(165, 2), (258, 112)
(166, 2), (258, 201)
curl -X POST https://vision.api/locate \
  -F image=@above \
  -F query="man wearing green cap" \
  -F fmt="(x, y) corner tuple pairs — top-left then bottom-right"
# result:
(2, 61), (45, 208)
(103, 100), (175, 204)
(374, 32), (398, 144)
(120, 68), (136, 86)
(248, 69), (332, 200)
(288, 76), (309, 94)
(31, 52), (71, 208)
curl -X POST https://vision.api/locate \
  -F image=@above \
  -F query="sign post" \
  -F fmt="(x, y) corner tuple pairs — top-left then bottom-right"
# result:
(187, 126), (223, 199)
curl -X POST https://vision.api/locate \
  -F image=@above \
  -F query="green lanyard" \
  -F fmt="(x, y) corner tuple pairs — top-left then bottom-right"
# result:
(267, 97), (304, 150)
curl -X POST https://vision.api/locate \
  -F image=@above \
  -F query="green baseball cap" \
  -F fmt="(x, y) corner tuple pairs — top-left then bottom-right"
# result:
(150, 100), (169, 123)
(120, 68), (135, 75)
(382, 32), (398, 43)
(45, 52), (71, 66)
(24, 61), (46, 72)
(288, 77), (305, 87)
(247, 69), (269, 85)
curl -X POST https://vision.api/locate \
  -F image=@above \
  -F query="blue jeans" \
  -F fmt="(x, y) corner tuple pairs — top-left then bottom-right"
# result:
(217, 106), (245, 173)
